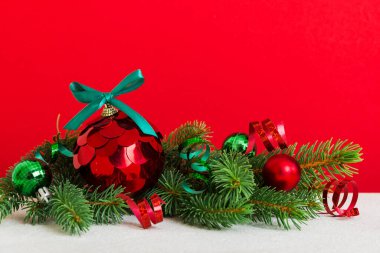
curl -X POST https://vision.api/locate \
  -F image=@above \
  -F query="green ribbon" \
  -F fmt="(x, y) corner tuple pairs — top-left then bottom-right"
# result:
(35, 142), (73, 164)
(64, 70), (157, 138)
(179, 137), (210, 194)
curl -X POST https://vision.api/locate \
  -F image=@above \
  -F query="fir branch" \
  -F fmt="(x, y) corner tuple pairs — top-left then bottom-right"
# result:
(0, 169), (25, 222)
(164, 121), (212, 151)
(250, 140), (362, 188)
(178, 193), (252, 229)
(23, 200), (50, 224)
(0, 191), (13, 223)
(85, 186), (128, 224)
(250, 187), (320, 230)
(210, 151), (254, 201)
(147, 169), (186, 216)
(50, 181), (93, 235)
(296, 139), (362, 186)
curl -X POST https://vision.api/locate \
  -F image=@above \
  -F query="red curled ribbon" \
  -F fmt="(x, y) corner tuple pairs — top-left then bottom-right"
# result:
(118, 193), (165, 229)
(322, 180), (359, 217)
(246, 119), (288, 154)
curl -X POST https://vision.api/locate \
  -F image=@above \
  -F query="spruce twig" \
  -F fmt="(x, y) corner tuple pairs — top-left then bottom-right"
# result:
(178, 193), (252, 229)
(85, 185), (128, 224)
(164, 121), (212, 151)
(210, 151), (254, 201)
(23, 200), (50, 224)
(0, 169), (25, 222)
(250, 187), (321, 230)
(50, 181), (93, 235)
(147, 169), (186, 216)
(250, 140), (362, 187)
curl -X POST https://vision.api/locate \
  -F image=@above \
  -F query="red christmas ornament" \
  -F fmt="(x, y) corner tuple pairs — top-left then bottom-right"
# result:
(73, 107), (164, 196)
(262, 154), (301, 191)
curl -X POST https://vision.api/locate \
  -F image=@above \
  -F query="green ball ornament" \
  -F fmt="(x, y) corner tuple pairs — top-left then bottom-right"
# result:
(12, 160), (52, 197)
(222, 133), (255, 155)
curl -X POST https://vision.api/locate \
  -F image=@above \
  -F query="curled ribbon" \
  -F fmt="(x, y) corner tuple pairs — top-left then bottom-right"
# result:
(322, 179), (359, 217)
(246, 119), (288, 154)
(64, 69), (158, 138)
(118, 193), (165, 229)
(178, 137), (210, 194)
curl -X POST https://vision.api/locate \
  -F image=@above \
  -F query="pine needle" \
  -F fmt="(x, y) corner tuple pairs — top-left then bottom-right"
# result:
(50, 181), (93, 235)
(179, 193), (252, 229)
(210, 151), (254, 201)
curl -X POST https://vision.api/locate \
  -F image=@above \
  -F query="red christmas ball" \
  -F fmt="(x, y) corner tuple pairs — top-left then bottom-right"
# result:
(262, 154), (301, 191)
(73, 111), (164, 196)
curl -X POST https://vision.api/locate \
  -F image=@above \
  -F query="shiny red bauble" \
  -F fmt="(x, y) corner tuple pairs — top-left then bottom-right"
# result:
(262, 154), (301, 191)
(73, 112), (164, 196)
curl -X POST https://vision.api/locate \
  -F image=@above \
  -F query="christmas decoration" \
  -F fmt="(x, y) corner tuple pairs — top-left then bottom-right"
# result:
(118, 193), (164, 229)
(262, 154), (301, 191)
(73, 110), (164, 196)
(12, 160), (52, 202)
(178, 137), (210, 194)
(322, 179), (359, 217)
(0, 71), (364, 236)
(65, 70), (164, 196)
(222, 133), (250, 153)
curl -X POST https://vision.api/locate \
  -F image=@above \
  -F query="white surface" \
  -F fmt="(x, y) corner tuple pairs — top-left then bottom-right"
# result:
(0, 194), (379, 253)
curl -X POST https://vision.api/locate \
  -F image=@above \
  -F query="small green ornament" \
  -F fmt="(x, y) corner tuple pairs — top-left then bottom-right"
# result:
(222, 133), (255, 155)
(12, 160), (52, 198)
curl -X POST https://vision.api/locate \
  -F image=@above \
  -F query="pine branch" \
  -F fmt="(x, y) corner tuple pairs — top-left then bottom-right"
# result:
(250, 187), (321, 230)
(297, 139), (362, 186)
(50, 181), (93, 235)
(0, 169), (25, 222)
(23, 200), (50, 224)
(163, 121), (212, 151)
(0, 191), (13, 223)
(250, 140), (362, 188)
(210, 151), (254, 201)
(178, 193), (252, 229)
(147, 169), (186, 216)
(85, 186), (128, 224)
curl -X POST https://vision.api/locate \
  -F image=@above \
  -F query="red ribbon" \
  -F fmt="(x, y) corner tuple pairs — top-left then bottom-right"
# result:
(246, 119), (288, 154)
(118, 193), (165, 228)
(322, 179), (359, 217)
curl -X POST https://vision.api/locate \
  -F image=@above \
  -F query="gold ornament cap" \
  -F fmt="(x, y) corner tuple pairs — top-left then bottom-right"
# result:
(101, 103), (118, 117)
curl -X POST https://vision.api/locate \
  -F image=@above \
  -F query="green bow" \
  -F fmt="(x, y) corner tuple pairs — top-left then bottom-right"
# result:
(64, 70), (157, 138)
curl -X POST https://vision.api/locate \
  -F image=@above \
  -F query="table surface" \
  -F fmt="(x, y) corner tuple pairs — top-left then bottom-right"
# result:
(1, 193), (379, 253)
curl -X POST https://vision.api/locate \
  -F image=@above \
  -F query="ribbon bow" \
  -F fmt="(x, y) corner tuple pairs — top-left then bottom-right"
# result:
(64, 70), (157, 138)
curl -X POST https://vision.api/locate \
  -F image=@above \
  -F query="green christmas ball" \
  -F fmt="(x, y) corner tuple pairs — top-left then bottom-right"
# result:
(12, 160), (52, 197)
(222, 133), (255, 155)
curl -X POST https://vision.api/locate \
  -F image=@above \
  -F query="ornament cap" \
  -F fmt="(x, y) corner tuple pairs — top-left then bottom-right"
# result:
(36, 186), (52, 203)
(101, 103), (118, 117)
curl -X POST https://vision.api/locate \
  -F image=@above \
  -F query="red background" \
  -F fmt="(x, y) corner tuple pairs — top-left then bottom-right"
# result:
(0, 1), (379, 191)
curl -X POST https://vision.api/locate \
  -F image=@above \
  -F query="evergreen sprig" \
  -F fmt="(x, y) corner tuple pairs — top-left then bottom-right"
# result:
(86, 186), (128, 224)
(147, 169), (186, 216)
(250, 187), (321, 229)
(50, 181), (93, 235)
(0, 190), (13, 223)
(0, 169), (24, 222)
(250, 140), (362, 188)
(178, 193), (252, 229)
(297, 139), (362, 186)
(210, 151), (254, 201)
(164, 121), (212, 151)
(23, 200), (50, 224)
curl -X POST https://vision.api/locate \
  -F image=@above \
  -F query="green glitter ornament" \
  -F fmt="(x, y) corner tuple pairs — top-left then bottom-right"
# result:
(12, 160), (52, 202)
(222, 133), (255, 156)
